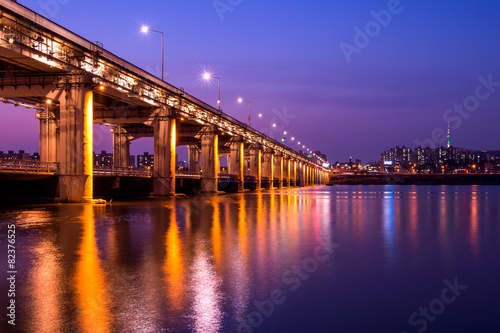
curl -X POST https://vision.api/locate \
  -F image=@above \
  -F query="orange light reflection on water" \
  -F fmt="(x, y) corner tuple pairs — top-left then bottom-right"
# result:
(74, 205), (111, 333)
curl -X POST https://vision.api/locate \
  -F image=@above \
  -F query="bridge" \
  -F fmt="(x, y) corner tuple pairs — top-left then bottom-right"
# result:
(0, 2), (330, 202)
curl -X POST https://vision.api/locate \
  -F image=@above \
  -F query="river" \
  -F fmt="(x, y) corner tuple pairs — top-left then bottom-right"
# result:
(1, 185), (499, 332)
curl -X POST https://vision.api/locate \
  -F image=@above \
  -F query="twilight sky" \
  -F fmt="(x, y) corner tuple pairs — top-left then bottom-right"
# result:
(1, 0), (500, 163)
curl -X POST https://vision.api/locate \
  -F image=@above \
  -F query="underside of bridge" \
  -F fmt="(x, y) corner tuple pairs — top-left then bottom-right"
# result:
(0, 2), (329, 202)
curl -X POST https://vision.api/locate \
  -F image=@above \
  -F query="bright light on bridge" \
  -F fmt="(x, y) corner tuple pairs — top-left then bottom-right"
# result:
(141, 26), (149, 33)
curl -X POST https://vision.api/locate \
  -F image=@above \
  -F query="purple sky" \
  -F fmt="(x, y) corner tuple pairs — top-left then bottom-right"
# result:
(1, 0), (500, 163)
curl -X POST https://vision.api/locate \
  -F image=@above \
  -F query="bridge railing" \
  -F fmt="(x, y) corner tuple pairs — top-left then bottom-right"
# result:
(0, 159), (59, 174)
(93, 166), (152, 177)
(176, 171), (202, 178)
(94, 167), (205, 178)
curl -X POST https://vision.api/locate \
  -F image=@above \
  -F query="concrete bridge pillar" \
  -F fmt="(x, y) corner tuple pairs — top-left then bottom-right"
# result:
(57, 85), (93, 203)
(291, 160), (296, 186)
(188, 145), (200, 173)
(112, 125), (130, 168)
(249, 145), (261, 189)
(262, 149), (274, 189)
(296, 162), (302, 186)
(228, 138), (244, 191)
(39, 110), (58, 163)
(153, 109), (176, 196)
(275, 154), (283, 189)
(284, 157), (290, 187)
(200, 126), (219, 192)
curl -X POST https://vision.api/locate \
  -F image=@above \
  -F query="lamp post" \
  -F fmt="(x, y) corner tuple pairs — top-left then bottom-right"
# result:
(203, 73), (221, 110)
(259, 113), (270, 137)
(273, 123), (286, 144)
(141, 26), (164, 81)
(238, 98), (251, 127)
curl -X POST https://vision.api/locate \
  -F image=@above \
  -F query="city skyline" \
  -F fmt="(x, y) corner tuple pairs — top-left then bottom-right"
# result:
(1, 0), (500, 162)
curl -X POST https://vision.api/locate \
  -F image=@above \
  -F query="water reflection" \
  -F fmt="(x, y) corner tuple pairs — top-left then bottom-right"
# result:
(164, 202), (185, 313)
(383, 194), (396, 267)
(2, 186), (499, 332)
(27, 237), (64, 332)
(74, 204), (111, 333)
(469, 196), (480, 263)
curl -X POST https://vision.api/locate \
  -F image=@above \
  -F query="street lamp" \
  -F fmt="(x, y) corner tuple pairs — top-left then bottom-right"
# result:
(141, 26), (164, 81)
(273, 123), (286, 144)
(238, 98), (251, 127)
(203, 72), (221, 110)
(259, 113), (270, 137)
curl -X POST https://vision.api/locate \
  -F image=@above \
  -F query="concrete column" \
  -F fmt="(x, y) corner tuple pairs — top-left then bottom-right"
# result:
(188, 145), (200, 173)
(249, 145), (261, 189)
(39, 110), (58, 162)
(262, 149), (274, 189)
(200, 126), (219, 192)
(275, 154), (283, 189)
(284, 157), (290, 187)
(228, 138), (244, 191)
(296, 162), (302, 186)
(113, 126), (130, 168)
(153, 110), (176, 196)
(293, 160), (297, 186)
(58, 86), (93, 202)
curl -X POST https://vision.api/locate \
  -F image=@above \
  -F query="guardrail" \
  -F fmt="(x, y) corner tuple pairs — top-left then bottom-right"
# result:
(93, 166), (152, 177)
(176, 171), (202, 178)
(0, 159), (58, 174)
(94, 168), (204, 178)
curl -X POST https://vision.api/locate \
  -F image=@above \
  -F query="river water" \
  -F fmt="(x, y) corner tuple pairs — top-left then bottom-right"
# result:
(0, 185), (499, 332)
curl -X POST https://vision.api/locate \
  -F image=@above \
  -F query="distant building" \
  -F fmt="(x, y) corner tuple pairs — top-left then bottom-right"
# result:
(380, 145), (491, 173)
(30, 152), (40, 161)
(137, 152), (154, 169)
(94, 150), (113, 167)
(380, 145), (411, 166)
(0, 150), (30, 160)
(313, 150), (328, 163)
(365, 162), (380, 173)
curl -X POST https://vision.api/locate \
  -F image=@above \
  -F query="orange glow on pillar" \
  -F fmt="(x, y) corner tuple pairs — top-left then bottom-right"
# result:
(170, 118), (177, 180)
(83, 91), (93, 202)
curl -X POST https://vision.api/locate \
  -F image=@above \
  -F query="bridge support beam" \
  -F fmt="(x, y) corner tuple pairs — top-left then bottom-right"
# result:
(188, 145), (200, 173)
(153, 110), (176, 196)
(249, 145), (261, 189)
(39, 110), (58, 163)
(262, 149), (274, 189)
(113, 126), (130, 168)
(200, 126), (219, 192)
(228, 138), (244, 191)
(58, 86), (93, 203)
